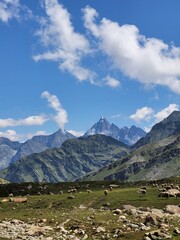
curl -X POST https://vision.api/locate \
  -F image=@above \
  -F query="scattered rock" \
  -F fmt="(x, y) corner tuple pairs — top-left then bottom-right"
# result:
(144, 229), (172, 239)
(113, 209), (122, 215)
(165, 205), (180, 214)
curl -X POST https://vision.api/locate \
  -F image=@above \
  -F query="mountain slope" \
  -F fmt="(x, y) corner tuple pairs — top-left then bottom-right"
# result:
(0, 135), (129, 183)
(0, 137), (21, 170)
(80, 135), (180, 182)
(84, 117), (146, 145)
(10, 129), (75, 164)
(134, 110), (180, 148)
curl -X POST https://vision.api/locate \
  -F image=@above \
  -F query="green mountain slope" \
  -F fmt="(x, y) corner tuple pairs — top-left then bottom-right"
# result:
(80, 135), (180, 181)
(0, 135), (129, 183)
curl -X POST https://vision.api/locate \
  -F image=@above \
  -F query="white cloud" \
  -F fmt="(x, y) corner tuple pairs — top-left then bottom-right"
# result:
(0, 115), (48, 128)
(0, 0), (20, 22)
(33, 0), (95, 82)
(104, 76), (120, 88)
(67, 130), (84, 137)
(0, 0), (32, 23)
(0, 129), (19, 141)
(130, 107), (154, 123)
(41, 91), (68, 129)
(83, 6), (180, 94)
(0, 129), (49, 142)
(154, 104), (179, 123)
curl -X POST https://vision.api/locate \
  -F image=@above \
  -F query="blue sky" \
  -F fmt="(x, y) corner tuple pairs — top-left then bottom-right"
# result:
(0, 0), (179, 141)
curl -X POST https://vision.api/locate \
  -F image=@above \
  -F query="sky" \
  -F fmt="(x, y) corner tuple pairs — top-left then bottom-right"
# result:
(0, 0), (180, 142)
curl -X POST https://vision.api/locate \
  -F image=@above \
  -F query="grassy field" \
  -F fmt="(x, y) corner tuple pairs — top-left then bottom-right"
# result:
(0, 181), (180, 239)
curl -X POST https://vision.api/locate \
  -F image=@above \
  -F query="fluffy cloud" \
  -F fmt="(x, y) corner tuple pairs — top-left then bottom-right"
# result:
(33, 0), (94, 82)
(67, 130), (84, 137)
(0, 0), (32, 23)
(154, 104), (179, 122)
(83, 6), (180, 94)
(0, 0), (20, 22)
(104, 76), (120, 88)
(41, 91), (68, 129)
(0, 115), (48, 128)
(130, 104), (179, 128)
(0, 129), (18, 141)
(130, 107), (154, 123)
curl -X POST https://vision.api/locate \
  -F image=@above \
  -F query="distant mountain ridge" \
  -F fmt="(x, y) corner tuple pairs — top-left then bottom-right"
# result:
(80, 110), (180, 182)
(84, 117), (146, 145)
(0, 135), (129, 183)
(10, 129), (75, 164)
(0, 137), (21, 170)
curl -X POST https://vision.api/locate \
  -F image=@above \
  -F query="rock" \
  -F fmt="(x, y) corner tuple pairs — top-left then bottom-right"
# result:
(174, 227), (180, 235)
(144, 214), (158, 226)
(68, 195), (75, 199)
(165, 205), (180, 214)
(113, 209), (122, 215)
(10, 197), (28, 203)
(145, 229), (172, 239)
(122, 205), (136, 210)
(96, 226), (106, 233)
(102, 202), (110, 207)
(151, 208), (164, 218)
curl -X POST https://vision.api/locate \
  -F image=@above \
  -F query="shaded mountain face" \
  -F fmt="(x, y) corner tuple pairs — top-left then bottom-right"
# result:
(84, 117), (146, 145)
(0, 135), (129, 183)
(10, 129), (75, 164)
(80, 135), (180, 182)
(134, 110), (180, 148)
(0, 137), (21, 170)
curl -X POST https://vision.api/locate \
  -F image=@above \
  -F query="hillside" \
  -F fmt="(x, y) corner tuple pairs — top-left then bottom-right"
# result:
(10, 129), (75, 164)
(0, 137), (21, 170)
(80, 134), (180, 181)
(134, 110), (180, 148)
(0, 135), (129, 183)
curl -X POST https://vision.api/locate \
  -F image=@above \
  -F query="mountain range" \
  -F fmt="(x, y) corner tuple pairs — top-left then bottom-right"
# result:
(0, 111), (179, 183)
(0, 135), (129, 183)
(0, 118), (145, 170)
(80, 111), (180, 182)
(84, 117), (146, 145)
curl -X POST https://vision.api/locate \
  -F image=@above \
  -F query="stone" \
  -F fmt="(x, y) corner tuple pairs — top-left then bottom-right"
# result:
(165, 205), (180, 214)
(96, 226), (106, 233)
(174, 227), (180, 235)
(144, 214), (158, 226)
(145, 229), (172, 239)
(68, 195), (75, 199)
(113, 209), (122, 215)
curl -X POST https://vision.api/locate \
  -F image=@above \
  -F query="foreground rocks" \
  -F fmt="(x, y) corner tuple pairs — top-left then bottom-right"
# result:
(0, 204), (179, 239)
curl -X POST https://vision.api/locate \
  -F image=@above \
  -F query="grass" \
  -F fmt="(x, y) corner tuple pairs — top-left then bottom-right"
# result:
(0, 181), (180, 239)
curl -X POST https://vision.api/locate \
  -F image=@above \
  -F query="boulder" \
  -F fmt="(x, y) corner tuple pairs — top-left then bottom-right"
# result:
(165, 205), (180, 214)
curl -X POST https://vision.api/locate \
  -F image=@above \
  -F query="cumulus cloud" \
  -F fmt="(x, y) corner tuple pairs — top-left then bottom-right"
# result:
(0, 0), (20, 22)
(0, 129), (19, 141)
(130, 107), (154, 123)
(41, 91), (68, 129)
(104, 76), (120, 88)
(0, 0), (32, 23)
(130, 103), (179, 130)
(67, 130), (84, 137)
(83, 6), (180, 94)
(154, 103), (179, 122)
(33, 0), (95, 82)
(0, 115), (48, 128)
